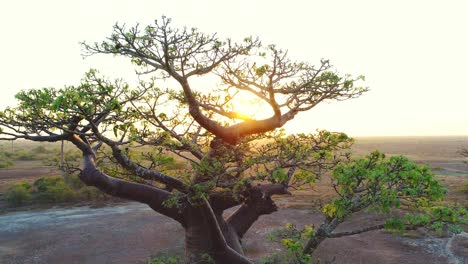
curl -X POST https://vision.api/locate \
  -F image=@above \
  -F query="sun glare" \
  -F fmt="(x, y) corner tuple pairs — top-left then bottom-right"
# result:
(230, 91), (270, 120)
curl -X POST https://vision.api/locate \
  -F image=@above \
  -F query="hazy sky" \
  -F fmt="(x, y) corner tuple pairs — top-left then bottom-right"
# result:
(0, 0), (467, 136)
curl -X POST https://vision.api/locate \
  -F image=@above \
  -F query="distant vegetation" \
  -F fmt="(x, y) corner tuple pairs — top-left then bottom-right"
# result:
(0, 144), (15, 168)
(462, 183), (468, 194)
(0, 141), (65, 168)
(0, 141), (104, 208)
(4, 175), (108, 207)
(0, 140), (188, 209)
(0, 156), (13, 168)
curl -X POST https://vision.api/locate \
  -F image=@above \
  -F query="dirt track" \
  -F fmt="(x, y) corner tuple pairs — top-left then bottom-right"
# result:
(1, 202), (466, 264)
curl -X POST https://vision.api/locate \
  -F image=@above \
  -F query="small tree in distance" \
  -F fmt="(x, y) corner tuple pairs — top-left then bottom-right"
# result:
(0, 17), (462, 263)
(461, 148), (468, 164)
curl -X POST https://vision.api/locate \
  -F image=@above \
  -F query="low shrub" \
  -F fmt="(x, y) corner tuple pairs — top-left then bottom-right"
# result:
(78, 186), (108, 200)
(148, 255), (183, 264)
(461, 183), (468, 194)
(63, 174), (85, 189)
(0, 152), (14, 168)
(33, 176), (76, 202)
(3, 174), (113, 208)
(5, 182), (32, 206)
(0, 160), (14, 168)
(12, 150), (36, 161)
(31, 145), (47, 154)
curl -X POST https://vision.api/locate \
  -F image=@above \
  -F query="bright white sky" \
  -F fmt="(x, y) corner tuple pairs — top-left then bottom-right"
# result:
(0, 0), (467, 136)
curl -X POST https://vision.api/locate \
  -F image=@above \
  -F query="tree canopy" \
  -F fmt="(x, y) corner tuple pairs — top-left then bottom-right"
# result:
(1, 17), (462, 264)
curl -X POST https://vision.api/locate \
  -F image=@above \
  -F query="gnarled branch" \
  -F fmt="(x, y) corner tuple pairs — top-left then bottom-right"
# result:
(70, 136), (185, 224)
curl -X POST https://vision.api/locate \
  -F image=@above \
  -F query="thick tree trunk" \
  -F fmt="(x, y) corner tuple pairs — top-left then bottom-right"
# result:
(183, 184), (286, 263)
(183, 194), (281, 263)
(227, 197), (277, 238)
(71, 136), (279, 263)
(183, 206), (244, 263)
(227, 184), (286, 238)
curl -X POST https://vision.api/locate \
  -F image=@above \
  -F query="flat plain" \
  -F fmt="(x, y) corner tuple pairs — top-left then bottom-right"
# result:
(0, 136), (467, 263)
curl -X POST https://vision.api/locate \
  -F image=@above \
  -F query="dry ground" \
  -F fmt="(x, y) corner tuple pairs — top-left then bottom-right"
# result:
(0, 137), (467, 263)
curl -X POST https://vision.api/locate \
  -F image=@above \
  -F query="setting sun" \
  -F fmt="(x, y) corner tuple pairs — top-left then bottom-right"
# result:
(0, 2), (467, 263)
(230, 90), (270, 120)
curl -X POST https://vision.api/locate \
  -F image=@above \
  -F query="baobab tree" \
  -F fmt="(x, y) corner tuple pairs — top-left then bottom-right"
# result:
(0, 17), (457, 263)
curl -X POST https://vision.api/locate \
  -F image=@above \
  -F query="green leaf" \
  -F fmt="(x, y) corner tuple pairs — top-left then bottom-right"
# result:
(51, 96), (64, 111)
(113, 126), (118, 137)
(271, 168), (287, 183)
(158, 113), (167, 120)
